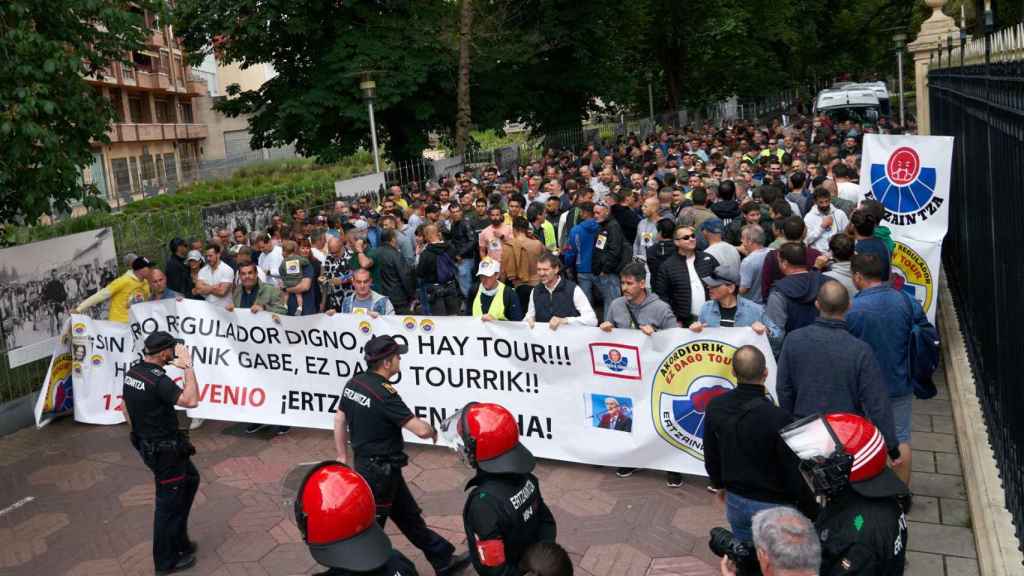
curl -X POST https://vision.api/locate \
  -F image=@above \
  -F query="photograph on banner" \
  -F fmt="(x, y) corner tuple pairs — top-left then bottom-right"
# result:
(890, 236), (942, 323)
(586, 393), (634, 433)
(858, 133), (953, 243)
(1, 228), (117, 366)
(48, 300), (777, 477)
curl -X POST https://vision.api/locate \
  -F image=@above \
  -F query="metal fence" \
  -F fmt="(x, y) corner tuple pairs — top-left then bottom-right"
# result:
(929, 22), (1024, 549)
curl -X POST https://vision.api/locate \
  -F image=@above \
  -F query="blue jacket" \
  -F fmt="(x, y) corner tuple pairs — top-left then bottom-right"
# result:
(697, 297), (783, 351)
(565, 219), (599, 274)
(777, 318), (899, 453)
(846, 285), (924, 398)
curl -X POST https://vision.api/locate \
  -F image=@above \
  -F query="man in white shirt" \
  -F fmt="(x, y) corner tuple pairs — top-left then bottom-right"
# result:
(834, 163), (861, 205)
(194, 244), (234, 308)
(255, 233), (283, 287)
(804, 187), (850, 252)
(524, 253), (597, 329)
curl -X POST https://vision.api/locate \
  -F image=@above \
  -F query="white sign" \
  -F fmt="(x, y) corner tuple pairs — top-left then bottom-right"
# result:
(334, 172), (386, 200)
(41, 301), (778, 477)
(859, 134), (953, 243)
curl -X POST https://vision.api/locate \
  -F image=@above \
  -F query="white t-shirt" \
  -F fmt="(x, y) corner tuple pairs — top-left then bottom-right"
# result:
(257, 245), (283, 287)
(686, 255), (705, 317)
(198, 262), (235, 307)
(837, 180), (861, 205)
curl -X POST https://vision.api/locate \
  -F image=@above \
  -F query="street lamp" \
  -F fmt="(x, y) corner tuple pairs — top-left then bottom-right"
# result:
(893, 32), (907, 128)
(359, 73), (381, 173)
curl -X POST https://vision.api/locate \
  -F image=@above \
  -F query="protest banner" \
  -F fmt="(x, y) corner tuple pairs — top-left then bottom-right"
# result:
(41, 300), (777, 477)
(2, 227), (117, 367)
(890, 236), (942, 323)
(858, 133), (954, 243)
(32, 320), (74, 428)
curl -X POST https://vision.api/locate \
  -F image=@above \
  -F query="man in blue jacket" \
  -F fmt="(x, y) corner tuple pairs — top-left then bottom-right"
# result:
(847, 252), (925, 488)
(564, 201), (598, 307)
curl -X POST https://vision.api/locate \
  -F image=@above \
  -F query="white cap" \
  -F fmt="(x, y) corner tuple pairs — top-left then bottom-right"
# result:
(477, 258), (500, 277)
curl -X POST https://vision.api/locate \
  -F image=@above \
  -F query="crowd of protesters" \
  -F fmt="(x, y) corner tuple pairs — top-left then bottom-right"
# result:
(68, 111), (927, 574)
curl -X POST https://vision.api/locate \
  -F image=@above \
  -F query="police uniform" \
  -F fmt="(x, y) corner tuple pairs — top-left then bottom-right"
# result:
(463, 473), (556, 576)
(314, 551), (418, 576)
(339, 337), (461, 574)
(123, 336), (199, 573)
(816, 490), (908, 575)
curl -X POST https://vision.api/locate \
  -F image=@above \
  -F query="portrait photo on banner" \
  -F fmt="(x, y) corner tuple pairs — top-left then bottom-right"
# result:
(586, 393), (634, 433)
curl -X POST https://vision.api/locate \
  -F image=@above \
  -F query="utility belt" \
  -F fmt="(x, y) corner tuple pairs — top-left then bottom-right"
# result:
(355, 452), (408, 476)
(131, 432), (196, 459)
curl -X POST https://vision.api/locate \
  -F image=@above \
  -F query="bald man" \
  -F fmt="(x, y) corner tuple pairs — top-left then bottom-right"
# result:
(148, 269), (181, 301)
(704, 345), (812, 542)
(776, 281), (902, 466)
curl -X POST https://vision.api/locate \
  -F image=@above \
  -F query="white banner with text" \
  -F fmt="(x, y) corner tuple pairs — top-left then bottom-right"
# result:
(42, 301), (777, 476)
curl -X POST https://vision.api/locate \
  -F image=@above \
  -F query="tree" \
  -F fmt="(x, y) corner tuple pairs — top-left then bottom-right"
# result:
(454, 0), (474, 156)
(0, 1), (152, 229)
(175, 0), (458, 163)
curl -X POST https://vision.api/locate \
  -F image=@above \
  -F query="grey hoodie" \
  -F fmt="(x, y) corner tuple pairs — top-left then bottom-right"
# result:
(606, 292), (678, 330)
(824, 260), (858, 300)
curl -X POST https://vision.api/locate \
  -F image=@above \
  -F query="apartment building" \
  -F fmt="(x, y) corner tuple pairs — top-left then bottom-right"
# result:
(83, 6), (209, 207)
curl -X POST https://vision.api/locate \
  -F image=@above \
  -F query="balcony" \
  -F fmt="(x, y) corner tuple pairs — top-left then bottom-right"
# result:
(148, 29), (166, 48)
(102, 123), (208, 144)
(187, 79), (209, 96)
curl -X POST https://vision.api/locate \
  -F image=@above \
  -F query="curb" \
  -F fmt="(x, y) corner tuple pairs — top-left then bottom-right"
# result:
(938, 270), (1023, 574)
(0, 392), (37, 437)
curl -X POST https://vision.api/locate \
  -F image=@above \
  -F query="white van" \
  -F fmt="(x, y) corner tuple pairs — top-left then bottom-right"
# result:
(814, 87), (882, 124)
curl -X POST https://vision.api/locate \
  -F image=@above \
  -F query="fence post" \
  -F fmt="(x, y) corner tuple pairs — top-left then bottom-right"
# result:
(908, 0), (960, 135)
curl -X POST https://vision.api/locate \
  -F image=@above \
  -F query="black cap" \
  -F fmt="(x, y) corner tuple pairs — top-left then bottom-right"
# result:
(132, 256), (154, 271)
(364, 335), (408, 363)
(143, 331), (184, 355)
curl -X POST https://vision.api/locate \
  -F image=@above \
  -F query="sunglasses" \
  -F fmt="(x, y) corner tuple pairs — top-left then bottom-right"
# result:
(675, 234), (695, 241)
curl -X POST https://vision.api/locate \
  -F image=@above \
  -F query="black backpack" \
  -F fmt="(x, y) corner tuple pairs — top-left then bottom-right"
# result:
(436, 251), (458, 285)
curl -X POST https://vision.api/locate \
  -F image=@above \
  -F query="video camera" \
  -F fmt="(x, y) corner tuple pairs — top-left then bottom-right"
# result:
(708, 527), (761, 576)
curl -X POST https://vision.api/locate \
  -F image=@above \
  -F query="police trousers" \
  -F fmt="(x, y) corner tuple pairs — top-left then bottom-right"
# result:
(356, 456), (454, 570)
(138, 441), (200, 571)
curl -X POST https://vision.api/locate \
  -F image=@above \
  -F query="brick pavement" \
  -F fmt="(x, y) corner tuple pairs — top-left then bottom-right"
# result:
(0, 365), (978, 576)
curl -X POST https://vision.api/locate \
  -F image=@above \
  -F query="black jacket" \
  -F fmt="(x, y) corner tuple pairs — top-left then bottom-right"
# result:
(449, 219), (478, 261)
(610, 204), (640, 245)
(817, 490), (907, 576)
(463, 472), (556, 576)
(416, 242), (452, 285)
(374, 245), (415, 308)
(591, 218), (629, 275)
(703, 384), (811, 508)
(645, 239), (675, 286)
(165, 252), (191, 296)
(710, 200), (741, 224)
(653, 251), (714, 325)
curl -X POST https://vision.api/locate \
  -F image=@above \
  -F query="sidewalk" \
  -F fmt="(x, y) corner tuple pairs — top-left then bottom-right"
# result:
(0, 364), (979, 576)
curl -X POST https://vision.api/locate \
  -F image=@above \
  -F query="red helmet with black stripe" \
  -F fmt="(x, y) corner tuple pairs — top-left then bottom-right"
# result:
(441, 402), (535, 474)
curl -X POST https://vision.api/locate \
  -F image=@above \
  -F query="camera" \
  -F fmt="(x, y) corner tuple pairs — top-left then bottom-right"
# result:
(708, 527), (761, 576)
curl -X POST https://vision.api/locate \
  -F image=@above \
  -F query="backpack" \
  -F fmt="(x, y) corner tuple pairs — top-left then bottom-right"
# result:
(900, 292), (940, 399)
(436, 250), (457, 285)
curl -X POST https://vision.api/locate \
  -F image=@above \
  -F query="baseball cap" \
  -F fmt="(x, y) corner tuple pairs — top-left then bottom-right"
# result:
(132, 256), (154, 271)
(700, 218), (724, 235)
(143, 331), (184, 355)
(701, 256), (740, 287)
(186, 250), (204, 263)
(364, 335), (408, 363)
(477, 258), (500, 277)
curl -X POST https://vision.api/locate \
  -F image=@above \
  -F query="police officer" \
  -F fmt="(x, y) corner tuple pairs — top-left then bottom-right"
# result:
(294, 461), (418, 575)
(334, 335), (470, 576)
(441, 402), (557, 576)
(780, 413), (909, 575)
(123, 332), (200, 575)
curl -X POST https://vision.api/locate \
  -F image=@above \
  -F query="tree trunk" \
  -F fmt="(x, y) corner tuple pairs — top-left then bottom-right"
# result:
(454, 0), (473, 156)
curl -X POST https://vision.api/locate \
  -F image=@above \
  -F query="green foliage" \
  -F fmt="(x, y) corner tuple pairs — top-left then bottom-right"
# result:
(0, 0), (157, 229)
(174, 0), (457, 162)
